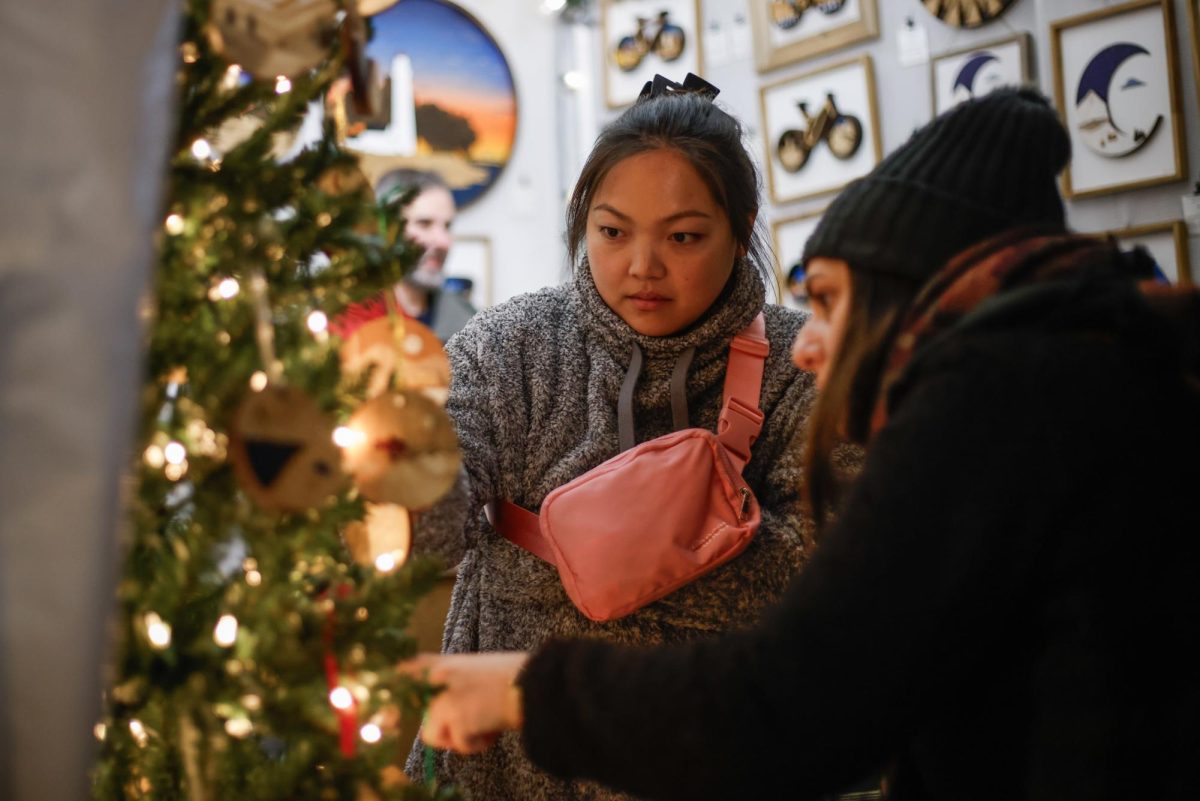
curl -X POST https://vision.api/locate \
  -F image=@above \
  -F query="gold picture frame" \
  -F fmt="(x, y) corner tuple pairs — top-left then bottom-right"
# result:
(1098, 220), (1192, 285)
(1188, 0), (1200, 108)
(748, 0), (879, 73)
(928, 33), (1034, 117)
(759, 54), (883, 205)
(1049, 0), (1188, 199)
(600, 0), (704, 109)
(770, 206), (826, 309)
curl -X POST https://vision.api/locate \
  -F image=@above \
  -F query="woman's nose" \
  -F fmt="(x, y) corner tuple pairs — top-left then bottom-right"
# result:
(628, 242), (664, 278)
(791, 328), (823, 371)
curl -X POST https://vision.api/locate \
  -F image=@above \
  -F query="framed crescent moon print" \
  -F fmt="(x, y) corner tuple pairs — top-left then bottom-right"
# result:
(1050, 0), (1187, 199)
(930, 34), (1032, 117)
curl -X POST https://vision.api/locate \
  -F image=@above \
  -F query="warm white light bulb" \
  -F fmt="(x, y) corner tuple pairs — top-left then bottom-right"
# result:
(129, 718), (149, 746)
(360, 723), (382, 743)
(249, 371), (268, 392)
(144, 612), (172, 649)
(306, 310), (328, 334)
(245, 569), (262, 586)
(374, 553), (398, 573)
(94, 722), (108, 742)
(143, 444), (165, 469)
(274, 75), (292, 94)
(191, 139), (213, 161)
(164, 441), (186, 465)
(333, 426), (364, 448)
(164, 214), (185, 235)
(329, 686), (354, 710)
(214, 614), (238, 647)
(217, 277), (240, 299)
(224, 717), (253, 738)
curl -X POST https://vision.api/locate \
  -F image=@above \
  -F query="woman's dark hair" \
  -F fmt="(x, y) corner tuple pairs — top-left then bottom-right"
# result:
(803, 268), (922, 529)
(565, 92), (774, 291)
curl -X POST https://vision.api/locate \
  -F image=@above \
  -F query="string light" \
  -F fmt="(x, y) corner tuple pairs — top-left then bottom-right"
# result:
(329, 686), (354, 710)
(306, 310), (328, 334)
(94, 722), (107, 742)
(224, 717), (253, 738)
(274, 75), (292, 94)
(217, 277), (240, 299)
(164, 214), (185, 235)
(360, 723), (382, 743)
(164, 461), (188, 481)
(332, 426), (364, 448)
(143, 444), (166, 469)
(374, 553), (398, 573)
(245, 569), (263, 586)
(191, 139), (213, 161)
(221, 64), (243, 91)
(249, 371), (269, 392)
(129, 719), (149, 747)
(144, 612), (172, 649)
(214, 614), (238, 647)
(164, 441), (187, 465)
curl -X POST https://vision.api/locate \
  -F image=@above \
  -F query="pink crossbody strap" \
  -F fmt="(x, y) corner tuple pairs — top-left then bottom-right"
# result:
(489, 312), (769, 565)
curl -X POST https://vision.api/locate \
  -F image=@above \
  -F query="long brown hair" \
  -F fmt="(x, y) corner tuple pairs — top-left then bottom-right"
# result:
(803, 268), (922, 530)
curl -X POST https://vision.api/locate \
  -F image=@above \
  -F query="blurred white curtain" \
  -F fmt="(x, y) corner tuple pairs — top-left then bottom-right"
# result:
(0, 2), (178, 799)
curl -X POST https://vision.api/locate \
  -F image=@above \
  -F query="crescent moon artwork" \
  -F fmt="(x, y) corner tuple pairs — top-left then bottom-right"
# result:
(1074, 42), (1162, 158)
(951, 51), (1000, 103)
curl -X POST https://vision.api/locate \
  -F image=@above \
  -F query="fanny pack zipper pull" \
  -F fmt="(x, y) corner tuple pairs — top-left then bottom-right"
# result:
(738, 486), (751, 521)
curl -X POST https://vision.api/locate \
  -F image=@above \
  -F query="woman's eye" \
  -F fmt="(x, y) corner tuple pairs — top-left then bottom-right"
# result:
(598, 226), (621, 239)
(669, 232), (699, 244)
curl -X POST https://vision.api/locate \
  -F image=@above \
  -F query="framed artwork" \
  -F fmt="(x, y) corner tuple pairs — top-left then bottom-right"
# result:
(759, 55), (882, 205)
(919, 0), (1020, 29)
(748, 0), (879, 73)
(930, 33), (1032, 116)
(442, 235), (494, 309)
(771, 208), (825, 309)
(1188, 0), (1200, 107)
(333, 0), (518, 209)
(601, 0), (703, 108)
(1101, 220), (1192, 285)
(1050, 0), (1187, 199)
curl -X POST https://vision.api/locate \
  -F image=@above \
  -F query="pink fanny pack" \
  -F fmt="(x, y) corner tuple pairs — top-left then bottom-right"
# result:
(487, 314), (768, 622)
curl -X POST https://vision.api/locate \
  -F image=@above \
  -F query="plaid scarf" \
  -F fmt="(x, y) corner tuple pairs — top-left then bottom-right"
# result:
(869, 226), (1196, 436)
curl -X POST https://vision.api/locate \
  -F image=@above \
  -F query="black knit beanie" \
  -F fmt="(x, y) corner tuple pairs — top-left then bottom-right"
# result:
(802, 87), (1071, 283)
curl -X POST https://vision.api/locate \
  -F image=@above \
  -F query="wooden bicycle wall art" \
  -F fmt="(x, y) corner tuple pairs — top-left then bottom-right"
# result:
(760, 55), (882, 204)
(749, 0), (879, 73)
(601, 0), (702, 108)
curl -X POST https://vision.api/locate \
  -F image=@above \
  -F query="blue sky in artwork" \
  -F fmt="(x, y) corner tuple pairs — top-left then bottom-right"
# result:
(367, 0), (514, 97)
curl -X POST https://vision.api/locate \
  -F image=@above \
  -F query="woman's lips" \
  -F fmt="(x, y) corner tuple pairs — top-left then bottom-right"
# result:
(629, 292), (667, 311)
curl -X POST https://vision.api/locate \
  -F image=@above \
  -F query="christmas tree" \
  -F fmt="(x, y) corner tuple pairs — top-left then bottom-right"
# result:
(92, 2), (458, 799)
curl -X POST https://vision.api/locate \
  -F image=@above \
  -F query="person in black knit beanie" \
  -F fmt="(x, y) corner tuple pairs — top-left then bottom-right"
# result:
(402, 87), (1200, 801)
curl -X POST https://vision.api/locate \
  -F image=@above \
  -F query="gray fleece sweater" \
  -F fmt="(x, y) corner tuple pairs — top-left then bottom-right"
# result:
(407, 261), (817, 800)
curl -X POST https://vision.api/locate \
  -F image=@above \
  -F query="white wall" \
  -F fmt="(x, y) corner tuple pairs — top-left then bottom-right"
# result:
(562, 0), (1199, 279)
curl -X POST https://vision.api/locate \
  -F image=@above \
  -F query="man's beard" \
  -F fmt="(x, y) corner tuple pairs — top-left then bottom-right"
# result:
(406, 263), (443, 291)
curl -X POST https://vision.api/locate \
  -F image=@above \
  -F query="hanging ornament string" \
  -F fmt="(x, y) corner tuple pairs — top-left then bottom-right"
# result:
(248, 269), (285, 386)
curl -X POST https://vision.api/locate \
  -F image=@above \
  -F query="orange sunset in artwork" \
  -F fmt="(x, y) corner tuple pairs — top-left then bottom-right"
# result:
(359, 0), (517, 207)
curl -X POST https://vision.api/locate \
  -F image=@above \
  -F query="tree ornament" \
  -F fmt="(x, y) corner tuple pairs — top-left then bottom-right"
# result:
(205, 0), (338, 79)
(342, 503), (412, 569)
(340, 316), (451, 403)
(340, 390), (460, 509)
(229, 385), (344, 511)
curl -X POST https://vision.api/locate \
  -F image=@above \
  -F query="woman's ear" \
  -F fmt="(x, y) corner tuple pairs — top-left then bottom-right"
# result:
(739, 212), (757, 260)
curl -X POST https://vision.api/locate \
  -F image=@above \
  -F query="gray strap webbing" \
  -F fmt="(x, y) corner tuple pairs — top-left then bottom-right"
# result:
(669, 346), (695, 431)
(617, 342), (643, 453)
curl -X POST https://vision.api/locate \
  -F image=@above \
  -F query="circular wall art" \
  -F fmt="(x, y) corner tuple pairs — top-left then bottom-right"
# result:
(921, 0), (1018, 29)
(338, 0), (518, 209)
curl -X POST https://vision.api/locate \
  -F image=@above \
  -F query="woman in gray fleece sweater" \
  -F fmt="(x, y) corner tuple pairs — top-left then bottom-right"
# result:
(406, 77), (817, 799)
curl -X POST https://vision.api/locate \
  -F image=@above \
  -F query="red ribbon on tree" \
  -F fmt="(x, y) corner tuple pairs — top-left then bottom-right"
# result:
(322, 583), (358, 758)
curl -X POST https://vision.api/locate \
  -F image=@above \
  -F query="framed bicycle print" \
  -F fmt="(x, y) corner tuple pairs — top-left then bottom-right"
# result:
(771, 207), (825, 309)
(748, 0), (879, 73)
(759, 55), (881, 205)
(930, 33), (1033, 117)
(601, 0), (703, 108)
(1050, 0), (1188, 199)
(1100, 220), (1192, 285)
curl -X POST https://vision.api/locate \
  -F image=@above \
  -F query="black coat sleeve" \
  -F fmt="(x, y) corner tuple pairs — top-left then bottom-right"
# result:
(517, 347), (1052, 800)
